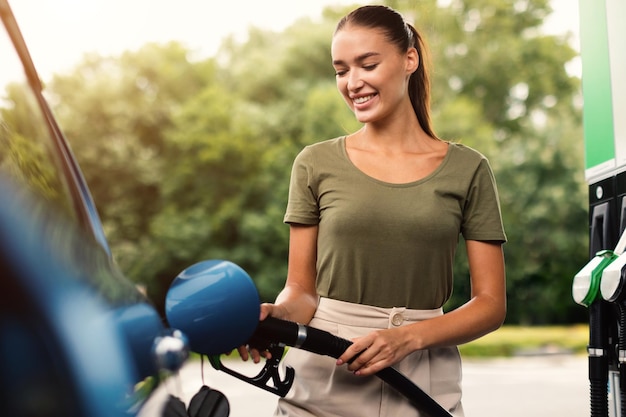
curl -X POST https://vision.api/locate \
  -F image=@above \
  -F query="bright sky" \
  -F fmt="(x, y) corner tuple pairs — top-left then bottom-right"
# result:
(3, 0), (579, 85)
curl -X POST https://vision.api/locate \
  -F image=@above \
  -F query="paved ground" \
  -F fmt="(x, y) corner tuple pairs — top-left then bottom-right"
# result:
(168, 354), (590, 417)
(461, 355), (589, 417)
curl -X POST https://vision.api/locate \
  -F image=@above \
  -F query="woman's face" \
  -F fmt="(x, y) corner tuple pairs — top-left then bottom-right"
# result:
(331, 25), (417, 124)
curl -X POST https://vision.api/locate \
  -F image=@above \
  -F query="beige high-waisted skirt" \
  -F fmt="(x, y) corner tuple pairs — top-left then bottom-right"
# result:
(274, 297), (464, 417)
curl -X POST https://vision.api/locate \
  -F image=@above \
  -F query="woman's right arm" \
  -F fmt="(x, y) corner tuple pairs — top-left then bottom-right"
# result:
(238, 224), (318, 362)
(261, 224), (319, 324)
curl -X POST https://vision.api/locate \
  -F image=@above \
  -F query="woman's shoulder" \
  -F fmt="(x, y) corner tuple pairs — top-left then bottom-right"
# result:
(303, 136), (344, 153)
(447, 141), (488, 159)
(296, 136), (345, 162)
(438, 141), (497, 181)
(446, 141), (492, 166)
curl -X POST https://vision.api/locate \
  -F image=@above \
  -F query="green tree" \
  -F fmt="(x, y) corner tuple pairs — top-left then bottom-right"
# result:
(45, 42), (215, 305)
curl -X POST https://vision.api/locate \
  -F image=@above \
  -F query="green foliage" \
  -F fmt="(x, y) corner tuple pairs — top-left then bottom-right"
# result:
(0, 83), (72, 214)
(0, 0), (588, 322)
(459, 325), (588, 357)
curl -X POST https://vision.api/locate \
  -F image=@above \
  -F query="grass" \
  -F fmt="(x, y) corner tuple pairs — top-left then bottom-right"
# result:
(459, 324), (589, 358)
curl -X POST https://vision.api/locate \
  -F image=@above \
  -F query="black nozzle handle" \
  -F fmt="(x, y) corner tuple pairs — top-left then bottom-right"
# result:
(252, 316), (351, 357)
(252, 317), (453, 417)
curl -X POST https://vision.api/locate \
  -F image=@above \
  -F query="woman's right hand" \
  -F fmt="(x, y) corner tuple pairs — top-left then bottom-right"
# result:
(234, 302), (288, 363)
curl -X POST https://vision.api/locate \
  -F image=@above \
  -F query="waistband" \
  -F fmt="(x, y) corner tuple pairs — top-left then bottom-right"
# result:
(314, 297), (443, 329)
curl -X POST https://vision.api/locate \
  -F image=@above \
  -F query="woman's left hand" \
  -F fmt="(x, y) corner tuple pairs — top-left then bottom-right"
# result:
(336, 327), (413, 376)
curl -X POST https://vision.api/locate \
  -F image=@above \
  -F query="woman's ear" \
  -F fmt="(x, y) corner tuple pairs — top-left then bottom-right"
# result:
(405, 47), (419, 75)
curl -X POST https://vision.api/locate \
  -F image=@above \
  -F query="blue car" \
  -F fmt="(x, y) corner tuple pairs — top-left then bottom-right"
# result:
(0, 1), (190, 416)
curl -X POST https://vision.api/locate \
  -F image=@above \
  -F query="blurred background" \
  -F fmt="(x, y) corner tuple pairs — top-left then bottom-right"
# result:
(1, 0), (587, 328)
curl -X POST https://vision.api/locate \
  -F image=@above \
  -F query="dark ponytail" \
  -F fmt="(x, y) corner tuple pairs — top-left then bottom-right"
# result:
(406, 23), (437, 139)
(335, 6), (438, 139)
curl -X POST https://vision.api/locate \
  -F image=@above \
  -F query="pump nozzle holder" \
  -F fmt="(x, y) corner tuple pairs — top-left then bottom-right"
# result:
(600, 252), (626, 302)
(573, 250), (618, 306)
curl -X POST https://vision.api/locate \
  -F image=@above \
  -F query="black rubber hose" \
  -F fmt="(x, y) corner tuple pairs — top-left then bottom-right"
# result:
(589, 300), (609, 417)
(617, 300), (626, 416)
(251, 317), (453, 417)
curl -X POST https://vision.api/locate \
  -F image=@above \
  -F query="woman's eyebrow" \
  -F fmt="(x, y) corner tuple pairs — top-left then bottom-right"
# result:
(332, 52), (381, 66)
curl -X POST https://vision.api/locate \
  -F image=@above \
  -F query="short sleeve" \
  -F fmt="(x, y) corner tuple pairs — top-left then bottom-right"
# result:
(283, 148), (320, 225)
(461, 158), (507, 243)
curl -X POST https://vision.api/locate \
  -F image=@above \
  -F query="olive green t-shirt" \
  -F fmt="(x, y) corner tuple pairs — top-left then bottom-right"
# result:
(284, 137), (506, 309)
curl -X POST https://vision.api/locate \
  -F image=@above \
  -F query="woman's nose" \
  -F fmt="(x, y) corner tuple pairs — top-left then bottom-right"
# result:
(347, 69), (364, 91)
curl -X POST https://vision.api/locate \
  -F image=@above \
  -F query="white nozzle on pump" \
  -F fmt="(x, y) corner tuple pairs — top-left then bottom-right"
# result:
(600, 253), (626, 302)
(614, 228), (626, 257)
(598, 228), (626, 302)
(573, 255), (609, 306)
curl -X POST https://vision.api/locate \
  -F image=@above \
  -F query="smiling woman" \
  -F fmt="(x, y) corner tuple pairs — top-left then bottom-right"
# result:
(233, 5), (507, 417)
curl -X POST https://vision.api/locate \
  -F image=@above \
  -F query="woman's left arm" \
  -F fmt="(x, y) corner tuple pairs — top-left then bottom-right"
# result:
(339, 240), (506, 375)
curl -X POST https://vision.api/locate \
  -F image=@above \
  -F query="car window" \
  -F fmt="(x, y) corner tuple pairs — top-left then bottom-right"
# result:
(0, 27), (78, 226)
(0, 19), (147, 308)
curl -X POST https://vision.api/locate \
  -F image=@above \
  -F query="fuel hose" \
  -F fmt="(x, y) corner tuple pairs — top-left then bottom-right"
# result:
(250, 316), (453, 417)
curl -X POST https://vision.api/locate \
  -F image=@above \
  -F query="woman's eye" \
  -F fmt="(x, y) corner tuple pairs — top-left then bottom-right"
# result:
(364, 64), (378, 71)
(335, 70), (347, 77)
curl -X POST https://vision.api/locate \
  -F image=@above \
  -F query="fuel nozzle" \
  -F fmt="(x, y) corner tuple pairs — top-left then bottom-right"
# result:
(601, 253), (626, 303)
(573, 250), (618, 307)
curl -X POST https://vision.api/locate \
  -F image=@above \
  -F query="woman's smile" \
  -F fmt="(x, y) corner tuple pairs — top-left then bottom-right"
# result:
(353, 93), (377, 105)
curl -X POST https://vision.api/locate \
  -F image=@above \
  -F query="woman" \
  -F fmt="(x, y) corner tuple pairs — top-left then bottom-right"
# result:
(240, 5), (506, 416)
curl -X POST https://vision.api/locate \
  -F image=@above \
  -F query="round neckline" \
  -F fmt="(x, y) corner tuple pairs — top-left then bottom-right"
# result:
(339, 136), (453, 187)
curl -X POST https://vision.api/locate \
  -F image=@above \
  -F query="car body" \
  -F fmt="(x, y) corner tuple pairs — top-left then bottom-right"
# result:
(0, 1), (188, 416)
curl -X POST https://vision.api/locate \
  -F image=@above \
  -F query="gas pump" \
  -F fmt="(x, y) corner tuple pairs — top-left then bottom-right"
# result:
(575, 0), (626, 416)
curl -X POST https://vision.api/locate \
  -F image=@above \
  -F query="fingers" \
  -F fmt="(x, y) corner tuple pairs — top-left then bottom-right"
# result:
(348, 348), (377, 375)
(336, 337), (374, 372)
(260, 302), (288, 321)
(250, 348), (263, 363)
(230, 303), (280, 364)
(336, 332), (398, 376)
(232, 303), (283, 364)
(236, 345), (271, 363)
(336, 343), (367, 366)
(236, 345), (250, 361)
(259, 303), (273, 320)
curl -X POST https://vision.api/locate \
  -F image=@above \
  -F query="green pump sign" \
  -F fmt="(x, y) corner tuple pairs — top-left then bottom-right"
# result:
(580, 0), (626, 181)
